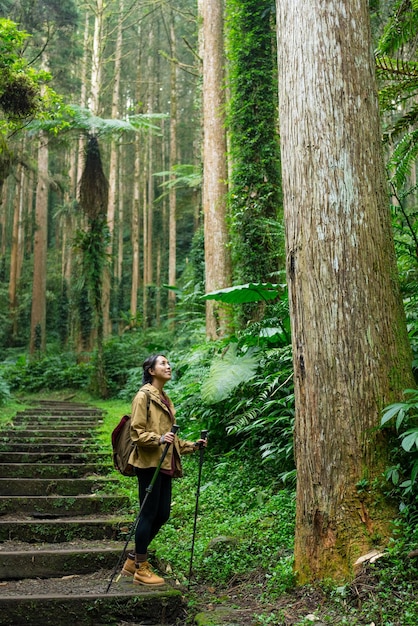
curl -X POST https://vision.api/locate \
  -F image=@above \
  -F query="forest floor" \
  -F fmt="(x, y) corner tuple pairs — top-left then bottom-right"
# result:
(1, 564), (371, 625)
(185, 567), (379, 626)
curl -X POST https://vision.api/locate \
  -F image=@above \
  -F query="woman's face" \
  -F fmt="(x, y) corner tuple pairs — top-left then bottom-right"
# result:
(149, 355), (172, 385)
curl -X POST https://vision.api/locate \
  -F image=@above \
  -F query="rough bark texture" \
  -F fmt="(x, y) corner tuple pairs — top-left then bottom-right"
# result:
(30, 133), (48, 354)
(201, 0), (232, 338)
(276, 0), (415, 582)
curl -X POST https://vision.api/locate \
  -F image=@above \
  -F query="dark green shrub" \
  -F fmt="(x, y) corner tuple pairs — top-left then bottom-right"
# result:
(381, 388), (418, 505)
(0, 374), (11, 404)
(1, 353), (92, 392)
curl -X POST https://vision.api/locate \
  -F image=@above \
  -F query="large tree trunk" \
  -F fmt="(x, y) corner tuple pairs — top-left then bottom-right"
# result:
(30, 131), (49, 354)
(276, 0), (415, 582)
(200, 0), (232, 339)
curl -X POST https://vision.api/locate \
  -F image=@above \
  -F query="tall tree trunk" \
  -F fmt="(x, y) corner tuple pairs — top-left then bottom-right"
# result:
(276, 0), (415, 582)
(200, 0), (232, 339)
(90, 0), (104, 116)
(103, 0), (124, 337)
(77, 10), (90, 186)
(30, 131), (49, 354)
(168, 17), (178, 323)
(130, 134), (141, 327)
(9, 165), (24, 340)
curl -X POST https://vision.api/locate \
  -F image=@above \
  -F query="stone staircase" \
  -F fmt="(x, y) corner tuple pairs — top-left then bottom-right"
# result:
(0, 401), (182, 626)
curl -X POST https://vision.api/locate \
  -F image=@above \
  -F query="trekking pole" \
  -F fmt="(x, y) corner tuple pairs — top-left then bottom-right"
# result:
(187, 429), (208, 589)
(105, 424), (180, 594)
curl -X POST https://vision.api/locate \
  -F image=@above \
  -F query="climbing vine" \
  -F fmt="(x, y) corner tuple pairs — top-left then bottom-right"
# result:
(226, 0), (284, 307)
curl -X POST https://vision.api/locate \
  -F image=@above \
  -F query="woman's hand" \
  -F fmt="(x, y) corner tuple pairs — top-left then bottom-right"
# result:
(194, 438), (208, 449)
(160, 431), (175, 445)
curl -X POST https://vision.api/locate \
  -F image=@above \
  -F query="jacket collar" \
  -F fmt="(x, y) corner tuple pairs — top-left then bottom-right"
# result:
(142, 383), (172, 413)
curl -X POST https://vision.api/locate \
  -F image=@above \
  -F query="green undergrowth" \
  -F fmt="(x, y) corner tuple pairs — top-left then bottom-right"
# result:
(93, 396), (297, 589)
(3, 393), (418, 625)
(86, 396), (418, 625)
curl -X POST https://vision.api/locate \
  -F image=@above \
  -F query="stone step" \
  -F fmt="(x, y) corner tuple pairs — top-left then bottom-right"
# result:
(0, 515), (132, 542)
(0, 402), (183, 626)
(0, 452), (105, 463)
(0, 442), (95, 452)
(0, 494), (130, 517)
(0, 463), (111, 478)
(0, 542), (126, 580)
(11, 416), (101, 424)
(0, 574), (182, 626)
(0, 477), (118, 496)
(14, 406), (101, 414)
(2, 429), (94, 438)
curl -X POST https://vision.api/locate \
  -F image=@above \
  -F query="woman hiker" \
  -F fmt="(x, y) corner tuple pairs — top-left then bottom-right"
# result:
(120, 353), (208, 586)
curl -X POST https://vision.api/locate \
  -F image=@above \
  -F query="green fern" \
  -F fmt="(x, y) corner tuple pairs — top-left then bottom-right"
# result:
(201, 344), (260, 404)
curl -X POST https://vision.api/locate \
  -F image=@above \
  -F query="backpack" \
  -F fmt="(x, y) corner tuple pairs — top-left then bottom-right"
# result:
(112, 390), (150, 477)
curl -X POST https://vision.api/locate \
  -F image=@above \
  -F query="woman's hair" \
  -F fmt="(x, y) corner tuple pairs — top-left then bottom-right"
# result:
(142, 354), (166, 384)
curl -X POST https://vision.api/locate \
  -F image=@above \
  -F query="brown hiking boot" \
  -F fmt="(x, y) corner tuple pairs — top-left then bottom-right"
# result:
(120, 555), (136, 576)
(133, 561), (165, 586)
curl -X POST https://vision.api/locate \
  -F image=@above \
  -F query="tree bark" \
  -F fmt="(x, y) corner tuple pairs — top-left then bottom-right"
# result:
(168, 17), (178, 323)
(130, 134), (141, 326)
(103, 0), (124, 337)
(30, 131), (49, 354)
(276, 0), (415, 582)
(9, 165), (24, 340)
(200, 0), (232, 339)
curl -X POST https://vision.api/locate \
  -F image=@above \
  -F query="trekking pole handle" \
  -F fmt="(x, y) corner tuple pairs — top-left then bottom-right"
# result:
(197, 429), (208, 449)
(201, 429), (208, 440)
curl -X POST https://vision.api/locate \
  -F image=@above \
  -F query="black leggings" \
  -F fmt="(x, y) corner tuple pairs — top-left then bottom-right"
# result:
(134, 468), (172, 556)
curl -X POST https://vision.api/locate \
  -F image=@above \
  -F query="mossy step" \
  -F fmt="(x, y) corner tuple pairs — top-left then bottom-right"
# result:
(11, 416), (101, 424)
(0, 463), (111, 479)
(1, 435), (93, 444)
(0, 451), (106, 463)
(2, 429), (94, 438)
(0, 494), (130, 516)
(0, 544), (126, 580)
(0, 578), (182, 626)
(7, 424), (97, 432)
(0, 442), (96, 453)
(0, 516), (132, 542)
(0, 477), (118, 496)
(15, 408), (102, 416)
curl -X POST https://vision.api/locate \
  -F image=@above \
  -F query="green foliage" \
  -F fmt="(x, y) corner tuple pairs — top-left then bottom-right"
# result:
(201, 343), (260, 404)
(152, 451), (295, 586)
(0, 373), (10, 404)
(226, 0), (284, 301)
(168, 298), (294, 478)
(57, 280), (69, 347)
(1, 353), (92, 392)
(381, 389), (418, 504)
(0, 18), (49, 120)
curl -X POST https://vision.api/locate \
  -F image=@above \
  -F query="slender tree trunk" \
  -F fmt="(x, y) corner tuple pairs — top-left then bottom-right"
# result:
(77, 10), (90, 186)
(143, 32), (155, 327)
(90, 0), (104, 116)
(30, 131), (49, 354)
(130, 135), (141, 326)
(200, 0), (232, 339)
(9, 165), (24, 340)
(103, 0), (124, 337)
(168, 18), (178, 322)
(276, 0), (415, 582)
